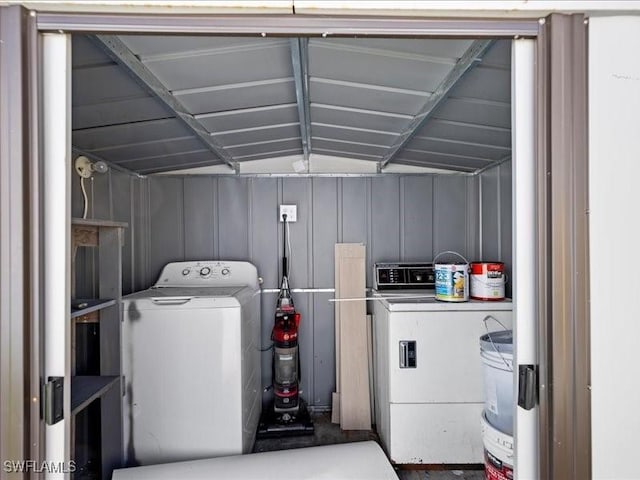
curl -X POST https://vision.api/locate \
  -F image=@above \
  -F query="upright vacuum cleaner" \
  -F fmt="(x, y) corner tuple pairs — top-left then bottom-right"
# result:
(257, 213), (314, 438)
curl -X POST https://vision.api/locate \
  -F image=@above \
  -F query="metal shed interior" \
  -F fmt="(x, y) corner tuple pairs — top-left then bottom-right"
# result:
(71, 33), (514, 410)
(72, 35), (511, 174)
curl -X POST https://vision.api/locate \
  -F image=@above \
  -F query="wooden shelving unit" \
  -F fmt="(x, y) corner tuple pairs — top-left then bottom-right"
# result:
(71, 376), (120, 415)
(71, 218), (127, 480)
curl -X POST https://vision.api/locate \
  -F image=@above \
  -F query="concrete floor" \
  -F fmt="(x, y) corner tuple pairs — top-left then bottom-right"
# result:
(254, 412), (485, 480)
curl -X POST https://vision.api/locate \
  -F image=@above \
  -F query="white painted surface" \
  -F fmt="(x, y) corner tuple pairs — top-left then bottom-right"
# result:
(511, 39), (538, 480)
(112, 441), (399, 480)
(589, 16), (640, 480)
(156, 154), (448, 175)
(121, 261), (261, 465)
(43, 33), (71, 480)
(377, 294), (512, 312)
(389, 403), (485, 464)
(153, 260), (260, 289)
(295, 1), (640, 15)
(5, 0), (640, 15)
(373, 297), (512, 463)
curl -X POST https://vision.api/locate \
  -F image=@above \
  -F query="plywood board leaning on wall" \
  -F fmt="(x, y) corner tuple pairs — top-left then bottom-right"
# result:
(333, 243), (371, 430)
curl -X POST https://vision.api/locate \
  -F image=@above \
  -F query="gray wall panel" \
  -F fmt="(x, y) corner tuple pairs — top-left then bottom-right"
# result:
(250, 178), (279, 289)
(433, 175), (469, 258)
(260, 292), (277, 406)
(282, 178), (311, 287)
(217, 177), (249, 260)
(500, 161), (513, 297)
(402, 176), (434, 261)
(312, 178), (338, 288)
(293, 293), (314, 408)
(371, 176), (401, 265)
(312, 292), (335, 407)
(481, 166), (500, 261)
(91, 171), (112, 220)
(111, 170), (133, 294)
(149, 176), (184, 282)
(183, 177), (216, 260)
(340, 178), (368, 244)
(466, 176), (481, 261)
(92, 172), (477, 408)
(477, 160), (513, 297)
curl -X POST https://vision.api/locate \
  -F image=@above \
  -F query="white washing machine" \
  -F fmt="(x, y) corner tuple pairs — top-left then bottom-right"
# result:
(372, 263), (512, 464)
(121, 261), (261, 466)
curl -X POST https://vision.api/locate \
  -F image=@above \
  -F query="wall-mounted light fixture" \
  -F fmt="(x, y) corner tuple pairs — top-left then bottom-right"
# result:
(74, 156), (109, 219)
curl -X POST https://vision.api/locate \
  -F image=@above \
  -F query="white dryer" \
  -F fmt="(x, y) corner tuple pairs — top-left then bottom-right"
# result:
(121, 261), (261, 466)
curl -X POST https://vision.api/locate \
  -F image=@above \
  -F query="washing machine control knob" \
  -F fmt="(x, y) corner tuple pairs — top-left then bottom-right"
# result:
(221, 268), (230, 276)
(182, 268), (190, 276)
(200, 267), (211, 276)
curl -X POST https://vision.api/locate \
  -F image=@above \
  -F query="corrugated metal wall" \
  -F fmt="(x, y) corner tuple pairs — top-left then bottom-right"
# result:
(71, 167), (141, 298)
(140, 174), (476, 407)
(478, 160), (512, 296)
(72, 171), (505, 408)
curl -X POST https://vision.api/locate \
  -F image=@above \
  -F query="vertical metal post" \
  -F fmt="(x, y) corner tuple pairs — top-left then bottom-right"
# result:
(0, 5), (27, 473)
(512, 38), (538, 480)
(537, 13), (590, 480)
(42, 31), (72, 479)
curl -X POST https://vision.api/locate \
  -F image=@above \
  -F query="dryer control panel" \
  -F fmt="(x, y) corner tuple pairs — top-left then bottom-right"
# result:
(154, 261), (259, 290)
(374, 262), (435, 290)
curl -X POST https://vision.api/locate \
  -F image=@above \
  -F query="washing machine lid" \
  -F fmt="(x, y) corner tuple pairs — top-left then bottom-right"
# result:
(150, 286), (245, 298)
(122, 285), (254, 310)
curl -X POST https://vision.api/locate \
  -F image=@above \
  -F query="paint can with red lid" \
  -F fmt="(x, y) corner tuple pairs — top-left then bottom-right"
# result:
(470, 262), (506, 300)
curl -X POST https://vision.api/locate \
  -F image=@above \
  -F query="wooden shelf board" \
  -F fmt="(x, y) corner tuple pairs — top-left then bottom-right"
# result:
(71, 376), (119, 415)
(72, 218), (128, 229)
(71, 298), (116, 319)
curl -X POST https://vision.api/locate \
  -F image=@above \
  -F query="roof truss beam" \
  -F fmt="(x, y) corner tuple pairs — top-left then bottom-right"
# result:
(91, 34), (239, 173)
(378, 39), (495, 172)
(290, 38), (311, 161)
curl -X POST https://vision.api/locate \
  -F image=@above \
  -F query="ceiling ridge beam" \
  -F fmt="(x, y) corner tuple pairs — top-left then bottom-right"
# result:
(412, 135), (512, 151)
(214, 121), (299, 136)
(313, 147), (380, 160)
(312, 136), (388, 149)
(194, 103), (297, 120)
(172, 77), (294, 97)
(91, 34), (239, 173)
(235, 147), (302, 161)
(72, 115), (176, 133)
(389, 158), (476, 173)
(311, 121), (398, 137)
(446, 95), (511, 108)
(431, 118), (511, 133)
(473, 154), (513, 175)
(310, 40), (459, 66)
(290, 38), (311, 162)
(138, 159), (229, 175)
(117, 149), (211, 165)
(84, 134), (195, 152)
(378, 39), (495, 172)
(141, 39), (290, 63)
(311, 77), (432, 97)
(227, 136), (302, 149)
(312, 102), (414, 119)
(403, 147), (493, 163)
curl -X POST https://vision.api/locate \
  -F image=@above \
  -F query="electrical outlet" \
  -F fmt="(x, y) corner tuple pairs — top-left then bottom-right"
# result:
(279, 205), (297, 222)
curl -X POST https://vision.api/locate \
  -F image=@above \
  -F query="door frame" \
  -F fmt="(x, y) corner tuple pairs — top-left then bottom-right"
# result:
(0, 7), (589, 479)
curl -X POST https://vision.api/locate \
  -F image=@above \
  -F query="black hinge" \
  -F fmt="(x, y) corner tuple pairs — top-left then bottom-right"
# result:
(518, 364), (538, 410)
(44, 377), (64, 425)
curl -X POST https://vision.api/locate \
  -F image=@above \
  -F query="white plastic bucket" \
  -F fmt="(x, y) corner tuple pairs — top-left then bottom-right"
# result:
(434, 251), (469, 302)
(481, 411), (514, 480)
(480, 329), (513, 435)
